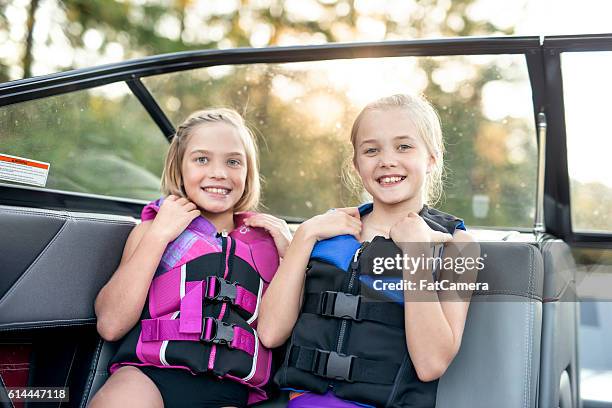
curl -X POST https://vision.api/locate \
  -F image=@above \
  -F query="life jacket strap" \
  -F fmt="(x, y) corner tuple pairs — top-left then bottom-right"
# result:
(303, 291), (405, 328)
(182, 276), (258, 315)
(288, 345), (400, 385)
(141, 317), (256, 356)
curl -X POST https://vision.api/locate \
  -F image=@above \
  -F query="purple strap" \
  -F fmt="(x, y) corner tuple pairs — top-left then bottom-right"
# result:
(233, 285), (258, 315)
(183, 278), (258, 315)
(139, 275), (258, 356)
(287, 391), (367, 408)
(141, 318), (256, 356)
(179, 281), (204, 334)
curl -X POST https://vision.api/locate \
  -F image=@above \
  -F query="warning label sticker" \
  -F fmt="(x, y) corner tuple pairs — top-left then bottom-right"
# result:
(0, 153), (50, 187)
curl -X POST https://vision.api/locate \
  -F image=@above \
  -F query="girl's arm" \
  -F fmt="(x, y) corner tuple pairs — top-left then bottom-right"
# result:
(243, 213), (292, 258)
(94, 221), (168, 341)
(95, 195), (200, 342)
(400, 228), (479, 382)
(257, 208), (362, 348)
(257, 227), (316, 348)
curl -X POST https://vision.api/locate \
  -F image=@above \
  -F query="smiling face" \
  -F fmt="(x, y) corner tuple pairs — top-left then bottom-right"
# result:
(180, 122), (247, 216)
(353, 108), (435, 208)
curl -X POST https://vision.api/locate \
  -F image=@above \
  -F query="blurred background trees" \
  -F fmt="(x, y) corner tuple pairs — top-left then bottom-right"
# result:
(0, 0), (609, 231)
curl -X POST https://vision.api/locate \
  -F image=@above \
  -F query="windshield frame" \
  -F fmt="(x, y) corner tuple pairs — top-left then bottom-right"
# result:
(1, 33), (610, 247)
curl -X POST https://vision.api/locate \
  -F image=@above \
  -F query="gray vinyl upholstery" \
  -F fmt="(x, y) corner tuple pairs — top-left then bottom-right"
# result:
(0, 205), (135, 330)
(82, 340), (118, 408)
(83, 242), (545, 407)
(538, 239), (579, 408)
(2, 203), (550, 407)
(82, 338), (289, 407)
(436, 242), (544, 408)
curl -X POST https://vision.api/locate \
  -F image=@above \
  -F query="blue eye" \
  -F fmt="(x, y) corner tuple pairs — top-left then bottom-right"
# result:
(398, 144), (412, 151)
(196, 156), (208, 164)
(228, 158), (242, 167)
(364, 148), (378, 155)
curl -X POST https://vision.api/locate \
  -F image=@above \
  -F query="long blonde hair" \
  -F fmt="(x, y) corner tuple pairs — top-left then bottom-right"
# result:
(346, 94), (445, 205)
(161, 108), (261, 212)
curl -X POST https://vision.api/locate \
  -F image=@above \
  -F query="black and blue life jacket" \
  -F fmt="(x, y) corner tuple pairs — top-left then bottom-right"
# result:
(275, 203), (465, 408)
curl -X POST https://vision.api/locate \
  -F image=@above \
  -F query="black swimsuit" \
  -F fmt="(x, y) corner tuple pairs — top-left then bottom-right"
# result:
(138, 366), (248, 407)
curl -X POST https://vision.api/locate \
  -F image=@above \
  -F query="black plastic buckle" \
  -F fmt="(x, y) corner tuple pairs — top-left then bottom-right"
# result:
(320, 291), (361, 321)
(206, 276), (238, 302)
(313, 349), (354, 382)
(200, 317), (235, 347)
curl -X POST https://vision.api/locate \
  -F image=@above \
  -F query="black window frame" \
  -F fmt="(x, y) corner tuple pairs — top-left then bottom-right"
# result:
(541, 34), (612, 247)
(0, 33), (609, 248)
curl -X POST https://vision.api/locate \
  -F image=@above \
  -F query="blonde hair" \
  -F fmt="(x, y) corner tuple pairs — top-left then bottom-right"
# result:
(347, 94), (445, 205)
(161, 108), (261, 212)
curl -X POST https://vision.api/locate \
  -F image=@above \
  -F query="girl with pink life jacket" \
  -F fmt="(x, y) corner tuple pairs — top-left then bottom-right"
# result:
(90, 108), (291, 408)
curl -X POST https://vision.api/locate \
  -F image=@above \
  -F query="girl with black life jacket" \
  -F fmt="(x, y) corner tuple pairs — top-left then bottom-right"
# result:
(90, 108), (291, 408)
(258, 94), (479, 407)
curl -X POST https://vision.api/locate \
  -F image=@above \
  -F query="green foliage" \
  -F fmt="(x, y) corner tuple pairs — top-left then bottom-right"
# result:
(0, 2), (10, 82)
(0, 85), (165, 201)
(0, 0), (587, 230)
(571, 180), (612, 232)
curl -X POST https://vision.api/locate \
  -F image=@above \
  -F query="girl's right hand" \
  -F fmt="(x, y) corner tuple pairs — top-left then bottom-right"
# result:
(149, 195), (201, 243)
(299, 207), (362, 242)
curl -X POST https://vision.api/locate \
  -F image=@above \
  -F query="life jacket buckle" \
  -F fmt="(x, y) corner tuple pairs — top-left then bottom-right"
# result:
(200, 317), (235, 347)
(313, 349), (354, 382)
(320, 291), (362, 321)
(206, 276), (238, 303)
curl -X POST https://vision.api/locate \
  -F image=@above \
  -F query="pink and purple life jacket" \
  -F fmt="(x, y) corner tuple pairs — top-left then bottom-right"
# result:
(108, 197), (280, 404)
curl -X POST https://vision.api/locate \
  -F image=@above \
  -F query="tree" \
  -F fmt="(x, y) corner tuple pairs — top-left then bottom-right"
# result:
(0, 0), (549, 227)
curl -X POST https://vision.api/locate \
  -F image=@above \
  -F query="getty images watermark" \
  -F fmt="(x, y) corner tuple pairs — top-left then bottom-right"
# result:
(370, 250), (489, 292)
(355, 242), (489, 299)
(355, 241), (594, 303)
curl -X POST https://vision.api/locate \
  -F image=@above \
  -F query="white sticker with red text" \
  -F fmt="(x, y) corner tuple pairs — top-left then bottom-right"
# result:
(0, 153), (50, 187)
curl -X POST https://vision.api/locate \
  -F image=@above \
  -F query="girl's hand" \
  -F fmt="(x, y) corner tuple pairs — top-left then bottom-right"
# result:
(149, 195), (201, 243)
(243, 214), (293, 258)
(389, 212), (452, 245)
(299, 207), (362, 242)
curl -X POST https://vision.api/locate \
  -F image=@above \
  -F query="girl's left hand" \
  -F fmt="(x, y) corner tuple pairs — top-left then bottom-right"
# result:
(243, 214), (293, 258)
(389, 212), (453, 245)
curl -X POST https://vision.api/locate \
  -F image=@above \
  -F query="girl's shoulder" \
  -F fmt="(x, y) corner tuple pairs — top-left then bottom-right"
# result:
(422, 207), (477, 245)
(232, 211), (275, 243)
(420, 205), (466, 234)
(140, 198), (163, 221)
(233, 212), (280, 282)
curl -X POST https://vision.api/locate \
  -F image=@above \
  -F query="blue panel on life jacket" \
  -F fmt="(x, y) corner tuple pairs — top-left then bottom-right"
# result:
(310, 203), (466, 293)
(311, 235), (362, 272)
(358, 275), (405, 304)
(310, 204), (373, 271)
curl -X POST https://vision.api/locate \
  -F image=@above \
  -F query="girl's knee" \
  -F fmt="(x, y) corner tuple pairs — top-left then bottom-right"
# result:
(89, 366), (163, 408)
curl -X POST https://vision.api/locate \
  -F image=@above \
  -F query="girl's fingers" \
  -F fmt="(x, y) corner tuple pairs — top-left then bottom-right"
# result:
(349, 216), (362, 227)
(336, 207), (360, 219)
(245, 214), (274, 225)
(175, 196), (189, 204)
(348, 225), (362, 240)
(260, 214), (288, 227)
(244, 215), (267, 228)
(257, 216), (284, 229)
(246, 215), (289, 234)
(346, 215), (362, 230)
(340, 215), (361, 239)
(245, 217), (282, 236)
(432, 232), (453, 243)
